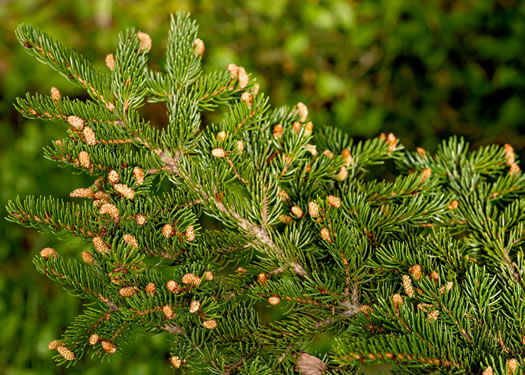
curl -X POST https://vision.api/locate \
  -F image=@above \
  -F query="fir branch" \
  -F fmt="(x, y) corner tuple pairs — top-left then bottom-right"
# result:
(10, 12), (525, 374)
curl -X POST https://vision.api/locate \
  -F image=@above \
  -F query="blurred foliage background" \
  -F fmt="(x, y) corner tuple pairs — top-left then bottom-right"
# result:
(1, 0), (524, 373)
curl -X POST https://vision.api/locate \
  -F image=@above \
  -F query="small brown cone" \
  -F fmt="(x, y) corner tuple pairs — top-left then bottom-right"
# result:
(417, 303), (433, 312)
(386, 133), (397, 152)
(171, 355), (182, 368)
(119, 286), (137, 297)
(137, 32), (152, 52)
(83, 126), (97, 145)
(82, 251), (94, 264)
(320, 227), (332, 242)
(360, 305), (373, 316)
(67, 115), (84, 130)
(304, 121), (313, 136)
(94, 191), (110, 201)
(421, 168), (432, 182)
(185, 225), (196, 241)
(193, 38), (205, 55)
(278, 190), (290, 202)
(273, 124), (283, 139)
(133, 167), (144, 185)
(123, 234), (138, 248)
(167, 280), (180, 294)
(51, 87), (61, 101)
(305, 144), (318, 157)
(291, 206), (304, 219)
(92, 236), (110, 254)
(211, 148), (226, 158)
(296, 102), (309, 122)
(216, 131), (226, 142)
(293, 121), (302, 135)
(236, 140), (244, 153)
(322, 149), (334, 159)
(70, 187), (94, 198)
(257, 273), (267, 284)
(279, 215), (293, 224)
(409, 264), (422, 282)
(336, 166), (348, 181)
(163, 304), (175, 319)
(145, 282), (156, 297)
(504, 144), (515, 165)
(202, 319), (217, 329)
(402, 275), (414, 297)
(182, 273), (201, 287)
(162, 224), (173, 238)
(342, 148), (353, 166)
(108, 169), (120, 184)
(48, 340), (60, 350)
(507, 358), (519, 374)
(326, 195), (341, 208)
(135, 214), (146, 225)
(509, 162), (520, 175)
(392, 293), (404, 308)
(308, 201), (319, 218)
(78, 151), (91, 169)
(57, 345), (75, 361)
(428, 310), (439, 321)
(227, 63), (239, 79)
(99, 203), (119, 219)
(105, 53), (115, 70)
(268, 296), (280, 305)
(88, 334), (100, 345)
(448, 200), (459, 210)
(40, 247), (56, 259)
(101, 340), (117, 354)
(114, 184), (135, 199)
(296, 352), (328, 375)
(241, 92), (253, 108)
(189, 300), (201, 313)
(430, 271), (439, 284)
(238, 66), (249, 89)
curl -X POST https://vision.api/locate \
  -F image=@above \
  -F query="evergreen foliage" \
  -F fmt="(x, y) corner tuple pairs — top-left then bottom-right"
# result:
(7, 13), (525, 374)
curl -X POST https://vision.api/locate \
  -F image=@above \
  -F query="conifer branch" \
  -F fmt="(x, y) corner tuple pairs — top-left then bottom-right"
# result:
(9, 12), (525, 374)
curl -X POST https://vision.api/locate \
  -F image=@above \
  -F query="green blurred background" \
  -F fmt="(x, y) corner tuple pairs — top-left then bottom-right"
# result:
(1, 0), (524, 373)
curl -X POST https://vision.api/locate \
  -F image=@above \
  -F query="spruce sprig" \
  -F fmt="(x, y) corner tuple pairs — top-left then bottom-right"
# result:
(7, 11), (524, 375)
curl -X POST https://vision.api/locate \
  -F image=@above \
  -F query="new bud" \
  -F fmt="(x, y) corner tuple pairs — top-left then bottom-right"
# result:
(137, 32), (152, 52)
(193, 38), (205, 56)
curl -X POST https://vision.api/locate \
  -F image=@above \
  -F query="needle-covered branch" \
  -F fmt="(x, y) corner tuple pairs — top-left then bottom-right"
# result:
(7, 11), (525, 375)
